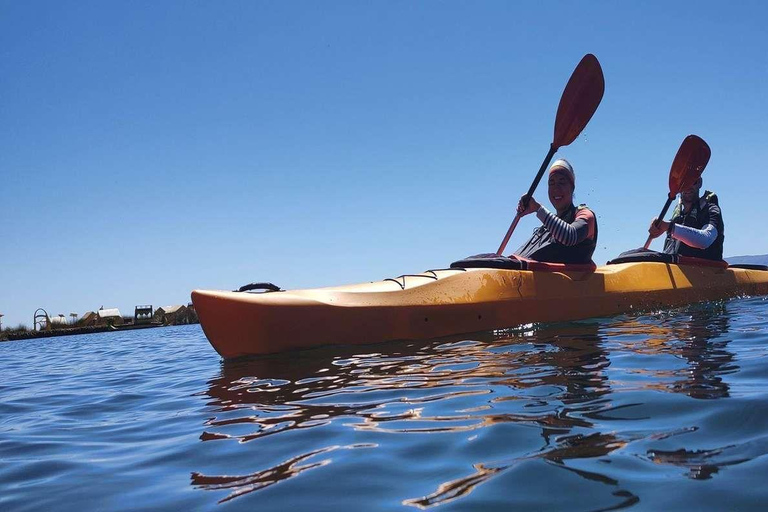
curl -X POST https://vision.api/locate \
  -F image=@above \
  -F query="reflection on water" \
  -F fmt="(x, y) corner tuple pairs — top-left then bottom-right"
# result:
(675, 304), (735, 400)
(647, 435), (768, 480)
(606, 301), (736, 400)
(195, 324), (627, 506)
(191, 443), (373, 503)
(192, 300), (768, 508)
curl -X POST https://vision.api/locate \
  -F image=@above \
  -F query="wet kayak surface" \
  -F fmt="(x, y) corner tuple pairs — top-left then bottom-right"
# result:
(2, 297), (768, 511)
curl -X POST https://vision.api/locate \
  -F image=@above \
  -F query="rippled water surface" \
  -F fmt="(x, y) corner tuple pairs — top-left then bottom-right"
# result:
(3, 297), (768, 511)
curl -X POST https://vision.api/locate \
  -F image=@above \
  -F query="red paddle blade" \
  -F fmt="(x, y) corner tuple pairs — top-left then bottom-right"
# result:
(553, 54), (605, 148)
(669, 135), (711, 195)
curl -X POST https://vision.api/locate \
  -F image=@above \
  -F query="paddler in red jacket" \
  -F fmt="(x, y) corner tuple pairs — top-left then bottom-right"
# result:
(514, 159), (598, 264)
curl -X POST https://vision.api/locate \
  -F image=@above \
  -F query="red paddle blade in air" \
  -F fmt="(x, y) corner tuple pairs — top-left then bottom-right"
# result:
(553, 54), (605, 148)
(668, 134), (711, 197)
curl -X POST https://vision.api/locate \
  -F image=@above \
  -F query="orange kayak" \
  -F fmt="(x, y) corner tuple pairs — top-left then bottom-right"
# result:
(191, 259), (768, 358)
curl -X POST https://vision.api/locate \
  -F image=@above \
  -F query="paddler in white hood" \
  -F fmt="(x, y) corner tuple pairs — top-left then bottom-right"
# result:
(514, 159), (598, 264)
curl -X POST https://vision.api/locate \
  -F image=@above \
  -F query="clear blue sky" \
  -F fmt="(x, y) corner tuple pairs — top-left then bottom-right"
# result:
(2, 1), (766, 328)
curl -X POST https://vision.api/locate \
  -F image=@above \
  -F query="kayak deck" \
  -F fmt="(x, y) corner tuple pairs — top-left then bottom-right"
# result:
(191, 262), (768, 358)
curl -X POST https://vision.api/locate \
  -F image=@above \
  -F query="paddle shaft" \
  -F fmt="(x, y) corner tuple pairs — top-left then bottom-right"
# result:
(643, 194), (675, 249)
(496, 144), (558, 255)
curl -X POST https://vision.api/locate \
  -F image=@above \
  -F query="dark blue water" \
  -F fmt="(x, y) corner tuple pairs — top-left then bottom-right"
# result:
(2, 297), (768, 511)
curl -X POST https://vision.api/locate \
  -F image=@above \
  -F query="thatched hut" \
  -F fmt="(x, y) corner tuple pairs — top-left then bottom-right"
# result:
(154, 305), (191, 325)
(79, 311), (97, 326)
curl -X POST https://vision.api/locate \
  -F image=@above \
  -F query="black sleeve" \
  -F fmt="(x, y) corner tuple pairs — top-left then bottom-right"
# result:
(705, 202), (722, 230)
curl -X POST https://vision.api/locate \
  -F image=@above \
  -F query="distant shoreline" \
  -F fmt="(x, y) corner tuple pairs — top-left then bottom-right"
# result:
(2, 325), (112, 342)
(0, 323), (179, 342)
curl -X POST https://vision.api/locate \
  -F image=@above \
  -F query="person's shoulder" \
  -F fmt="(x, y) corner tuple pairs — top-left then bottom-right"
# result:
(575, 204), (596, 222)
(702, 195), (722, 225)
(703, 191), (721, 211)
(705, 199), (722, 214)
(703, 190), (719, 204)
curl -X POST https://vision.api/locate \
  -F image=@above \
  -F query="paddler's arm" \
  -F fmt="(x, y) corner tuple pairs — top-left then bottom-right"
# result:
(669, 223), (718, 249)
(535, 206), (594, 246)
(652, 203), (721, 249)
(649, 219), (718, 249)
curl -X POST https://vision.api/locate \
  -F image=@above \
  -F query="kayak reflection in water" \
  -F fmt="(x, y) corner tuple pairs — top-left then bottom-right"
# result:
(514, 159), (598, 264)
(672, 302), (734, 401)
(646, 176), (725, 261)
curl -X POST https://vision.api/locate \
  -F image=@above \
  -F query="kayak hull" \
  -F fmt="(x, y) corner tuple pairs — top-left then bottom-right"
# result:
(191, 262), (768, 358)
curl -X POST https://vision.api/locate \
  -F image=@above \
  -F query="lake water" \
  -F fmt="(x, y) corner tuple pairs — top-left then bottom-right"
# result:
(2, 296), (768, 511)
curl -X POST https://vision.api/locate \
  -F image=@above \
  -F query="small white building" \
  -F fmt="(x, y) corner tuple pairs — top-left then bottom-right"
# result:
(49, 314), (68, 327)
